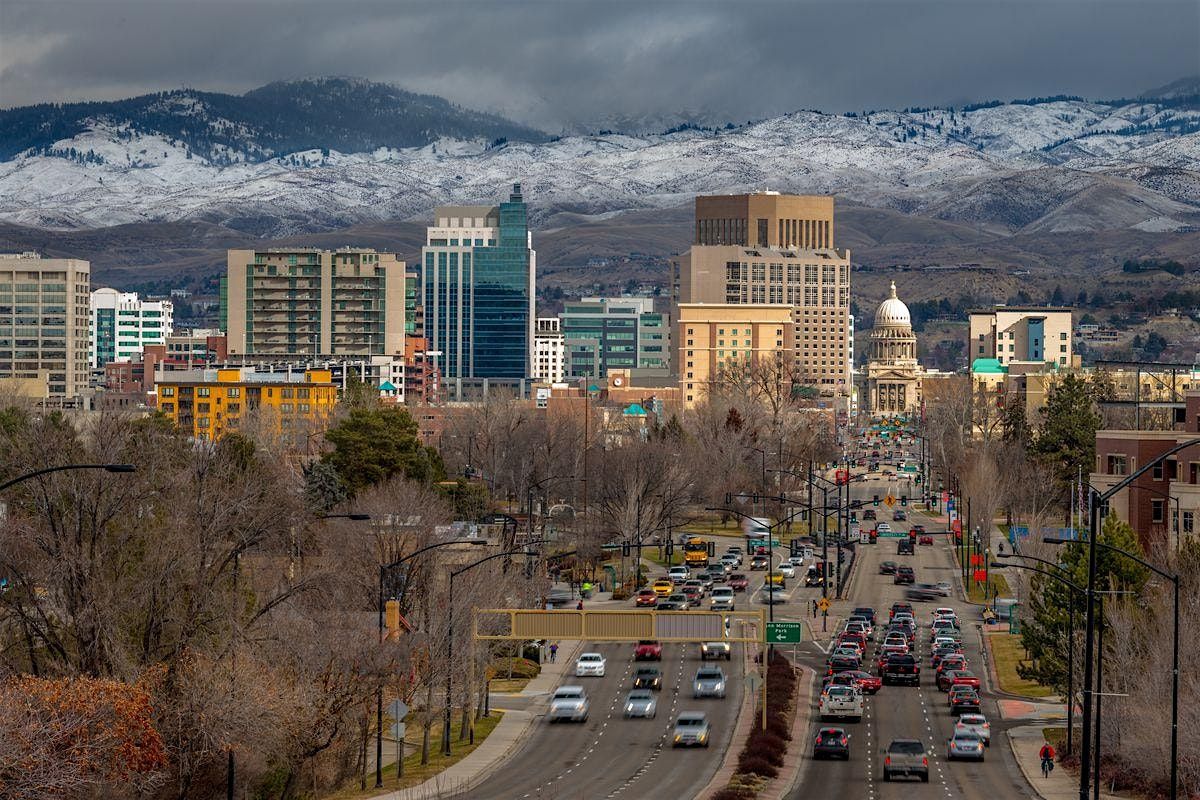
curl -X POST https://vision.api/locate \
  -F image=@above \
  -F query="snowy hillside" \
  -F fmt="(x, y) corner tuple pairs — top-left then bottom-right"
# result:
(1, 84), (1198, 236)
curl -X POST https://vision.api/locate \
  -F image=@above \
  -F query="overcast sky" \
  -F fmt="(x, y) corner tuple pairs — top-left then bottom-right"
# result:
(2, 0), (1197, 129)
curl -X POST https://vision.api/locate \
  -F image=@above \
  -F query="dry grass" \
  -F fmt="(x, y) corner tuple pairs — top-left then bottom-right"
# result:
(987, 633), (1053, 698)
(323, 712), (503, 799)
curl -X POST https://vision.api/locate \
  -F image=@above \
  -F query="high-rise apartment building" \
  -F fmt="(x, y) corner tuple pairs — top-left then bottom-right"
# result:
(674, 192), (852, 396)
(421, 184), (535, 390)
(89, 288), (173, 368)
(533, 317), (565, 383)
(561, 297), (670, 381)
(0, 252), (90, 398)
(223, 248), (408, 358)
(676, 303), (795, 408)
(968, 306), (1074, 368)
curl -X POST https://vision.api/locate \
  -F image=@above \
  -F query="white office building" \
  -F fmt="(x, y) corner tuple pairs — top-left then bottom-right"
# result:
(89, 288), (173, 368)
(533, 317), (565, 382)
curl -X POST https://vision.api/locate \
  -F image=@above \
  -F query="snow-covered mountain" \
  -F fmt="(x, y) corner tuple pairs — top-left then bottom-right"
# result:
(2, 81), (1198, 237)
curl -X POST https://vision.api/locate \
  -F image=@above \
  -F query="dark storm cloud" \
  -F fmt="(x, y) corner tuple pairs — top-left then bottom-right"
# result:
(1, 0), (1196, 128)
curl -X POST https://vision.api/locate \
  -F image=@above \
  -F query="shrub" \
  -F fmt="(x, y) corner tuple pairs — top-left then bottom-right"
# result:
(490, 656), (540, 679)
(745, 730), (787, 765)
(710, 787), (756, 800)
(736, 754), (780, 779)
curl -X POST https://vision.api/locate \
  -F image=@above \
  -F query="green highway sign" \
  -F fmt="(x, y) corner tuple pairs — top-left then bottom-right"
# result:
(878, 532), (906, 538)
(766, 621), (803, 644)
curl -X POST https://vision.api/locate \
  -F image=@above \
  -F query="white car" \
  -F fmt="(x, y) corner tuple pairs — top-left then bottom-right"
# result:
(710, 586), (735, 611)
(549, 686), (589, 723)
(955, 713), (991, 746)
(933, 608), (959, 623)
(819, 685), (863, 722)
(876, 522), (892, 533)
(786, 556), (806, 567)
(575, 652), (607, 677)
(778, 563), (796, 578)
(668, 566), (690, 583)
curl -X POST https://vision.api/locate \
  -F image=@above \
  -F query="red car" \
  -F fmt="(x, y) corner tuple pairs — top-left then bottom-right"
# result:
(919, 535), (934, 546)
(951, 671), (981, 691)
(635, 589), (658, 607)
(937, 655), (967, 676)
(634, 640), (663, 661)
(729, 574), (749, 592)
(839, 631), (867, 650)
(846, 670), (883, 694)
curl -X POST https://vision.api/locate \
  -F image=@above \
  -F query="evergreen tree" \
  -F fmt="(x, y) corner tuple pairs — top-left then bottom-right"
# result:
(303, 459), (347, 513)
(1000, 393), (1032, 445)
(1030, 374), (1100, 494)
(1050, 285), (1065, 305)
(1018, 513), (1148, 692)
(323, 406), (443, 495)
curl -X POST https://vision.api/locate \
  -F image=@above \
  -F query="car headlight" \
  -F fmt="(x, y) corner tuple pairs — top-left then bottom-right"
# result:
(626, 704), (634, 712)
(715, 682), (724, 691)
(674, 735), (682, 742)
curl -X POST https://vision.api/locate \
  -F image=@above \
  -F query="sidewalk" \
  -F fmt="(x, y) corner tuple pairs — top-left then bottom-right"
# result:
(1008, 725), (1123, 800)
(381, 639), (583, 799)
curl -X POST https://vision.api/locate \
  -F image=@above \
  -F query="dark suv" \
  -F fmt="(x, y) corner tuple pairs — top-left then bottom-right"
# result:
(897, 538), (914, 555)
(883, 653), (920, 686)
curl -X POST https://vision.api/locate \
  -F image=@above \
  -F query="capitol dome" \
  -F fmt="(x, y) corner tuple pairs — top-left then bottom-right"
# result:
(874, 281), (912, 328)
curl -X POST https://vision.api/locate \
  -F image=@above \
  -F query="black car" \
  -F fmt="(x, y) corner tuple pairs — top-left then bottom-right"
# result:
(656, 601), (683, 611)
(827, 655), (860, 675)
(897, 539), (915, 555)
(852, 606), (877, 625)
(633, 667), (662, 690)
(950, 689), (982, 716)
(894, 566), (915, 585)
(813, 727), (851, 760)
(879, 561), (898, 575)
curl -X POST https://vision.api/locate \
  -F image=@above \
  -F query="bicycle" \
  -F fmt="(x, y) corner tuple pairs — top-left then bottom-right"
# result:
(1041, 757), (1054, 778)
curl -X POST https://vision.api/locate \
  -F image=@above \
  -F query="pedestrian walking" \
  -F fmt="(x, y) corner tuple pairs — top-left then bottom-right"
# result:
(812, 598), (818, 618)
(576, 599), (584, 611)
(549, 642), (558, 662)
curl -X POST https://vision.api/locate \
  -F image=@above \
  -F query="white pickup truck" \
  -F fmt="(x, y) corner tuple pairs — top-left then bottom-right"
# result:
(819, 685), (863, 722)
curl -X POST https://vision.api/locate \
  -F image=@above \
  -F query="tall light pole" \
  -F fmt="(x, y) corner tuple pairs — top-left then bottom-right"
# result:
(375, 536), (487, 787)
(443, 542), (547, 756)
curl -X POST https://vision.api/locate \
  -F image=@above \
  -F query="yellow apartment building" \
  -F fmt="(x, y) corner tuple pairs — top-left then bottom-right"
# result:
(156, 367), (337, 442)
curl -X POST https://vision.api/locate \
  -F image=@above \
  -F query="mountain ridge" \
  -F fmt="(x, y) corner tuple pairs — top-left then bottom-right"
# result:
(1, 77), (1198, 241)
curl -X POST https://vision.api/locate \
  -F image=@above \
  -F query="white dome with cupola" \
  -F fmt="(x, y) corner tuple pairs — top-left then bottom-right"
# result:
(874, 281), (912, 329)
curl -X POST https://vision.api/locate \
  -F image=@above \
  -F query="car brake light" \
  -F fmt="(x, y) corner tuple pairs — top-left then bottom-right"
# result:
(885, 756), (891, 765)
(841, 737), (848, 745)
(922, 757), (928, 766)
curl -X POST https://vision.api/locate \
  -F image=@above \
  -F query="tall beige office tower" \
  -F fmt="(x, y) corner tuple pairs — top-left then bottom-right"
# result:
(674, 192), (852, 400)
(223, 248), (408, 357)
(0, 252), (91, 398)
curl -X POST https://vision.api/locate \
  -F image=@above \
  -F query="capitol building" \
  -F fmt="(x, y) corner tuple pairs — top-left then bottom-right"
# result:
(862, 281), (924, 417)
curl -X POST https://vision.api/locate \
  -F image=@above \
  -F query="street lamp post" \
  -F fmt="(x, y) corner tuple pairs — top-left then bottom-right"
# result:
(0, 463), (136, 493)
(375, 536), (487, 787)
(525, 474), (575, 545)
(1045, 434), (1199, 800)
(443, 542), (547, 756)
(997, 551), (1078, 757)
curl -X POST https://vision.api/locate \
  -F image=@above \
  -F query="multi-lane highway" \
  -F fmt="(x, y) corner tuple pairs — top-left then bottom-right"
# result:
(786, 480), (1034, 800)
(475, 640), (745, 799)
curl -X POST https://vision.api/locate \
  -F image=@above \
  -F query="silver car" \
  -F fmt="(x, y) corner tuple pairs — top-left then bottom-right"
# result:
(624, 689), (658, 718)
(548, 686), (589, 723)
(955, 713), (991, 746)
(946, 731), (986, 761)
(693, 667), (727, 698)
(672, 712), (711, 747)
(710, 587), (735, 611)
(760, 585), (788, 604)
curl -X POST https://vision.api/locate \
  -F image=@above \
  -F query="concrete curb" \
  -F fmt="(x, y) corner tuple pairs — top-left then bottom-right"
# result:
(383, 640), (584, 799)
(1007, 725), (1124, 800)
(762, 665), (815, 800)
(695, 641), (760, 799)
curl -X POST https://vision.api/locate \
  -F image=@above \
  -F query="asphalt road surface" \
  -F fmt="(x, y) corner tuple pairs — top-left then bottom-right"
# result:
(786, 482), (1035, 800)
(473, 639), (745, 800)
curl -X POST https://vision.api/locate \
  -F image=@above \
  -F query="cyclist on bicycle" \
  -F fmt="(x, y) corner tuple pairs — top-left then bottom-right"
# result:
(1039, 742), (1056, 776)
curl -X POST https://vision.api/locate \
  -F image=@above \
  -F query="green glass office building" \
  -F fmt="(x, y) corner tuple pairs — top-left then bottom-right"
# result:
(422, 184), (535, 388)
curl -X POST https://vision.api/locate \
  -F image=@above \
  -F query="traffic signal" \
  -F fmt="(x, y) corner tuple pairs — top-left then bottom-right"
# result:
(665, 540), (674, 557)
(873, 494), (880, 506)
(622, 542), (631, 558)
(901, 495), (908, 507)
(707, 542), (716, 557)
